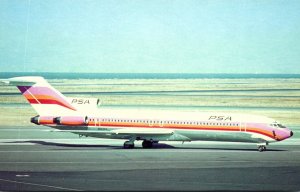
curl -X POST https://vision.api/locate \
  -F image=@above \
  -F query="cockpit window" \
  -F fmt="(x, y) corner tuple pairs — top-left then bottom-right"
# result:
(277, 124), (286, 128)
(270, 123), (286, 128)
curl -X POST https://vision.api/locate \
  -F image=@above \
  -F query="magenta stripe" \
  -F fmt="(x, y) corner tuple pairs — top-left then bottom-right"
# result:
(17, 86), (30, 94)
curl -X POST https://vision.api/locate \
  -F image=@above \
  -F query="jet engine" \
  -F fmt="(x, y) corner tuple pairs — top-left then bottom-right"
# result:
(53, 116), (89, 126)
(30, 115), (55, 125)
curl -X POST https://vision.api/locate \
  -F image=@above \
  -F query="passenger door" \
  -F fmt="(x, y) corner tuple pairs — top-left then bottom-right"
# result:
(240, 122), (246, 132)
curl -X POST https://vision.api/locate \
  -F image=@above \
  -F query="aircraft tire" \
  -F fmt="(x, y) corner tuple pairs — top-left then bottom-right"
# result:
(123, 141), (134, 149)
(258, 145), (266, 152)
(142, 140), (153, 148)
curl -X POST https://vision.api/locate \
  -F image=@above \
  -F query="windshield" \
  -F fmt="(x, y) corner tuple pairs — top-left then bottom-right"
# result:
(270, 123), (286, 128)
(277, 124), (286, 128)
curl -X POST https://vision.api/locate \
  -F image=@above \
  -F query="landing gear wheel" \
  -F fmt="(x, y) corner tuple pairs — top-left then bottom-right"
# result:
(123, 141), (134, 149)
(142, 140), (153, 148)
(263, 146), (266, 151)
(258, 145), (266, 152)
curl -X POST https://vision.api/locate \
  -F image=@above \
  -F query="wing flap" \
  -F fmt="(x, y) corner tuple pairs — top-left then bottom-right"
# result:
(112, 128), (173, 135)
(50, 128), (173, 136)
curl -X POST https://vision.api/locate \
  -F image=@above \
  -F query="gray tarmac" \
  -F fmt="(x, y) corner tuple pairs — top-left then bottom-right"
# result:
(0, 126), (300, 191)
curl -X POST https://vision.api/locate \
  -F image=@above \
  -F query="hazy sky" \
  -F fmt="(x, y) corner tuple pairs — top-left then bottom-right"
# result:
(1, 0), (300, 73)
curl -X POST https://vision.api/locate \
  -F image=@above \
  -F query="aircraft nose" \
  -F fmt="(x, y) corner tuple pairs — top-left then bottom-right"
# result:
(290, 131), (294, 137)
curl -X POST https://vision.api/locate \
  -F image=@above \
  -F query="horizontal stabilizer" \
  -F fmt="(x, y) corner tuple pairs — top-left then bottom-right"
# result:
(1, 76), (46, 86)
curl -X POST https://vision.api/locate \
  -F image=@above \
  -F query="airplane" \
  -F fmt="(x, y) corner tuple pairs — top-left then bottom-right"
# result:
(1, 76), (293, 152)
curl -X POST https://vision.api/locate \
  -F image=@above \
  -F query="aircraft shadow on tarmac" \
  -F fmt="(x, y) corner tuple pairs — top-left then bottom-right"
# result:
(5, 140), (286, 151)
(6, 140), (123, 149)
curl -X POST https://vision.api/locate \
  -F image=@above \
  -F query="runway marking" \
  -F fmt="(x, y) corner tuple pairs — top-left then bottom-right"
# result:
(16, 174), (30, 177)
(0, 178), (82, 191)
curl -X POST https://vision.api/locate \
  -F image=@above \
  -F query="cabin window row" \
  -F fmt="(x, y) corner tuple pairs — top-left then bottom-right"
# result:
(88, 118), (239, 126)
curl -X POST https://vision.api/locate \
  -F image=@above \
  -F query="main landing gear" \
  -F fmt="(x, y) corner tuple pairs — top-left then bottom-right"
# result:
(142, 140), (153, 148)
(123, 140), (155, 149)
(123, 140), (134, 149)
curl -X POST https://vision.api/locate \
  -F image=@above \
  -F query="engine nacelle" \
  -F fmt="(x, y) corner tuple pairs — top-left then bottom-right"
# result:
(30, 115), (55, 125)
(53, 116), (89, 126)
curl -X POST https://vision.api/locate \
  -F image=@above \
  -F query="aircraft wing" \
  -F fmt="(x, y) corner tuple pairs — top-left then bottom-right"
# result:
(49, 130), (112, 134)
(112, 128), (173, 135)
(50, 128), (173, 136)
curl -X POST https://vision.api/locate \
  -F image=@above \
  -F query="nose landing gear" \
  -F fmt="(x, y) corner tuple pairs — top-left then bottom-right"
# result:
(258, 145), (267, 152)
(257, 142), (268, 152)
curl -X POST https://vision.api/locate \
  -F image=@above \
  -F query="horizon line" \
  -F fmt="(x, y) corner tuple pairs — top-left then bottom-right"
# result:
(1, 72), (300, 75)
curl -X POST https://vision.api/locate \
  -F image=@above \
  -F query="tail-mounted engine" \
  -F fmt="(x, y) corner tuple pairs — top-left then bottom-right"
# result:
(31, 115), (54, 125)
(31, 115), (89, 126)
(53, 116), (89, 126)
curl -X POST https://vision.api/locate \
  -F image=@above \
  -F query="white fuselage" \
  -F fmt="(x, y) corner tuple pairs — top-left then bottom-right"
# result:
(53, 108), (290, 144)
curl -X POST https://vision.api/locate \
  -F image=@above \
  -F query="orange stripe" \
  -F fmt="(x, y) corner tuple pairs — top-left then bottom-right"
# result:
(24, 94), (54, 100)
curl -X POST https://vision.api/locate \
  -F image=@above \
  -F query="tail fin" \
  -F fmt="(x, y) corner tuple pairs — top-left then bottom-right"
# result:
(3, 76), (77, 116)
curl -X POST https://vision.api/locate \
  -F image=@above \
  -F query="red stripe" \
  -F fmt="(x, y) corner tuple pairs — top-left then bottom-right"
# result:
(39, 99), (76, 110)
(27, 99), (39, 104)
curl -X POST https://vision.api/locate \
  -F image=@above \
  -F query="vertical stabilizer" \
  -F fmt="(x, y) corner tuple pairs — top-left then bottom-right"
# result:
(3, 76), (77, 116)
